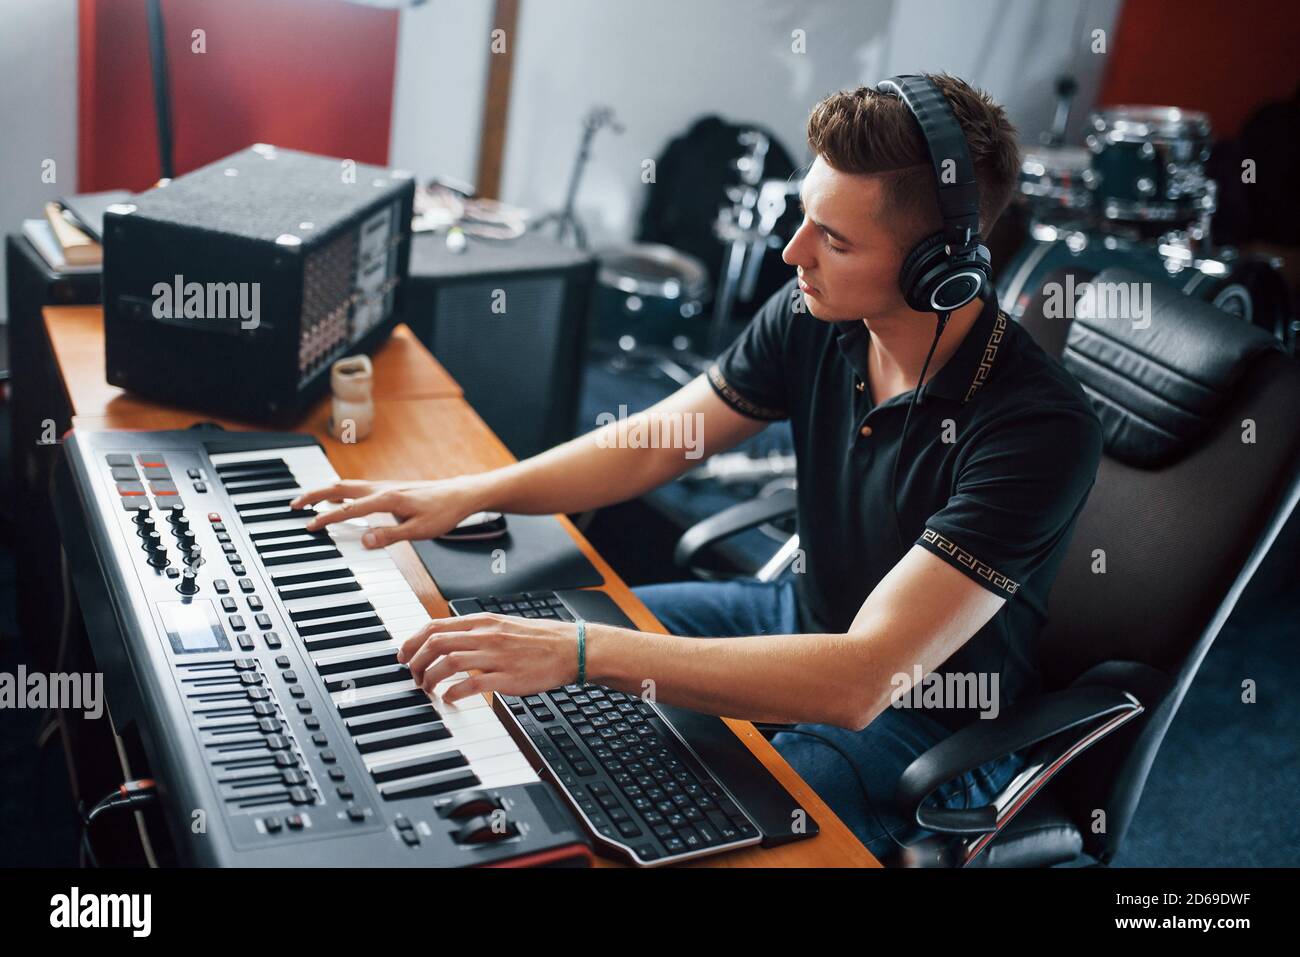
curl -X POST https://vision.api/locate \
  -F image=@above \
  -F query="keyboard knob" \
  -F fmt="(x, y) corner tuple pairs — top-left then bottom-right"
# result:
(451, 814), (517, 845)
(172, 514), (191, 531)
(133, 509), (152, 525)
(177, 568), (199, 595)
(443, 790), (503, 820)
(143, 530), (164, 552)
(178, 529), (196, 547)
(137, 517), (156, 536)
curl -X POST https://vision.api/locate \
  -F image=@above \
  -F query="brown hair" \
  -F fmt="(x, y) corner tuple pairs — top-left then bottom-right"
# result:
(806, 73), (1020, 247)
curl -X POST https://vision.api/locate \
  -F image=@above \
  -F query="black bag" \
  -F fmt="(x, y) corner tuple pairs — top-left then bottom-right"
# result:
(637, 116), (799, 322)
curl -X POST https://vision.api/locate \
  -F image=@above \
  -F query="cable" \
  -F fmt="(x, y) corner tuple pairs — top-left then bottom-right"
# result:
(50, 548), (83, 808)
(889, 310), (951, 552)
(78, 780), (157, 869)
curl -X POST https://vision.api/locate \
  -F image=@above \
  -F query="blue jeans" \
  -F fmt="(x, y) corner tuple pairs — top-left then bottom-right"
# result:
(632, 578), (1026, 863)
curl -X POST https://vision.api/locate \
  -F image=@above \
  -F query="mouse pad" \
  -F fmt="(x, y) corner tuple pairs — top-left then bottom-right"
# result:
(412, 513), (604, 600)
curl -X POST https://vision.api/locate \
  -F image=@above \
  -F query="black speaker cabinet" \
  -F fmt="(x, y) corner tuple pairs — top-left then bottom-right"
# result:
(103, 145), (414, 424)
(405, 232), (595, 459)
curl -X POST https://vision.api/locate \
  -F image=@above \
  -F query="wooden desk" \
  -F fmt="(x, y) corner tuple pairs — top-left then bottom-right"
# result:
(46, 305), (879, 869)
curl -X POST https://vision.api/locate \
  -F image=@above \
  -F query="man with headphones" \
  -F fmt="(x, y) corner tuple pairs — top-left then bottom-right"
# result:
(292, 74), (1103, 861)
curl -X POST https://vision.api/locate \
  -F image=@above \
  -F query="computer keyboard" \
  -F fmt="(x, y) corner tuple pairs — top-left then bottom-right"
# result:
(457, 590), (765, 866)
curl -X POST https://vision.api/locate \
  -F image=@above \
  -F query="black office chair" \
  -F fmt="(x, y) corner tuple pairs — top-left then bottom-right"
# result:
(674, 266), (1300, 866)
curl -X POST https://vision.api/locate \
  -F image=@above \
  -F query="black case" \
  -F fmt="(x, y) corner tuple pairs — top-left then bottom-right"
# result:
(103, 145), (414, 424)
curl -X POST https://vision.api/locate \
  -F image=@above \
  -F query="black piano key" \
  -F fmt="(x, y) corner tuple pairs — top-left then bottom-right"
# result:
(337, 688), (431, 718)
(377, 768), (480, 800)
(345, 705), (440, 735)
(235, 497), (294, 512)
(241, 508), (316, 525)
(262, 547), (343, 566)
(273, 566), (353, 587)
(302, 628), (392, 652)
(354, 723), (451, 755)
(323, 664), (412, 692)
(218, 466), (294, 482)
(316, 650), (397, 676)
(224, 479), (302, 496)
(277, 580), (363, 601)
(217, 462), (292, 476)
(213, 458), (290, 475)
(298, 615), (384, 637)
(368, 749), (468, 783)
(255, 534), (333, 554)
(290, 601), (374, 623)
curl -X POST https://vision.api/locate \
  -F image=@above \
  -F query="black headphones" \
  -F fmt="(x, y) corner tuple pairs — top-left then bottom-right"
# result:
(875, 75), (992, 314)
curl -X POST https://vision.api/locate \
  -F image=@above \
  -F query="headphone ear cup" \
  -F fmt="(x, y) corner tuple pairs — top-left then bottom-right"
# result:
(898, 233), (947, 312)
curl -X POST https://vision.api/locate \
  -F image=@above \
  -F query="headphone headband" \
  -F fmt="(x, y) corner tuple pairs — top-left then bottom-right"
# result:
(875, 75), (982, 247)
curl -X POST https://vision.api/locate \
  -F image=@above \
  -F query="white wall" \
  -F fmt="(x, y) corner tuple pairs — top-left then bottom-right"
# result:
(390, 0), (1122, 247)
(0, 0), (80, 323)
(388, 0), (494, 186)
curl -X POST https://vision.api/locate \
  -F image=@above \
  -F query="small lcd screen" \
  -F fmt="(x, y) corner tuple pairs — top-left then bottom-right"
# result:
(159, 601), (229, 655)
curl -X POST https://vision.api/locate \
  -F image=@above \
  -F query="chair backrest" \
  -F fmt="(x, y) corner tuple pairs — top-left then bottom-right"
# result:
(1016, 265), (1300, 859)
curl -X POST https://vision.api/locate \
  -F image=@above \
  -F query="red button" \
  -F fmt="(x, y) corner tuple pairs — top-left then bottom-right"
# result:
(209, 513), (222, 523)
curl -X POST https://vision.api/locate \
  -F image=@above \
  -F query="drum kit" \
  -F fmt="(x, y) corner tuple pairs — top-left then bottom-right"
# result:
(589, 127), (796, 382)
(999, 105), (1295, 352)
(570, 95), (1295, 364)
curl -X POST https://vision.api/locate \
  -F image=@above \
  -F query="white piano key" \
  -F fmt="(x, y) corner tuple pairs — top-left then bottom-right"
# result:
(360, 722), (515, 771)
(472, 752), (537, 782)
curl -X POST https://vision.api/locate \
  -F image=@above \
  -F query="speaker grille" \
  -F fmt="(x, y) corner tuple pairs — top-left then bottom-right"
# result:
(433, 277), (567, 457)
(298, 229), (356, 383)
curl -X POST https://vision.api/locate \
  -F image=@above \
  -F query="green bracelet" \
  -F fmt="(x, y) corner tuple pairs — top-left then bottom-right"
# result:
(575, 619), (587, 686)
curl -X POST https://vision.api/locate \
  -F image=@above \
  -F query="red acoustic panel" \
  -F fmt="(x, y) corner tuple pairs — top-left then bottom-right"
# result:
(1097, 0), (1300, 140)
(78, 0), (399, 192)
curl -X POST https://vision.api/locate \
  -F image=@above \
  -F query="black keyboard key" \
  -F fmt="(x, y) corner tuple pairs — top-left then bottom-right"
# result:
(302, 629), (392, 652)
(368, 750), (469, 783)
(223, 478), (300, 496)
(316, 650), (398, 676)
(353, 724), (450, 755)
(376, 768), (479, 800)
(262, 548), (343, 567)
(241, 508), (317, 526)
(289, 601), (374, 623)
(272, 567), (353, 587)
(323, 664), (412, 692)
(297, 615), (384, 637)
(276, 581), (363, 601)
(345, 705), (439, 735)
(255, 533), (334, 554)
(337, 688), (431, 719)
(213, 457), (291, 475)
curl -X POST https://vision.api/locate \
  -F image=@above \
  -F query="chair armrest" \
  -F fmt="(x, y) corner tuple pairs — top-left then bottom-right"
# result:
(672, 487), (796, 570)
(895, 685), (1143, 836)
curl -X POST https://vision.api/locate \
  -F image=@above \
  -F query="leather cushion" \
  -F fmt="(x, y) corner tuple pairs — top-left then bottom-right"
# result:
(1061, 267), (1282, 468)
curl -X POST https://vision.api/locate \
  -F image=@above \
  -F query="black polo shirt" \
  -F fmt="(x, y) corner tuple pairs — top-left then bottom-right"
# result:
(707, 278), (1103, 729)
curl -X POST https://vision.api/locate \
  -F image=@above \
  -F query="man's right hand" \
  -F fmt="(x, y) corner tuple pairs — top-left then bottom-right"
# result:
(289, 477), (487, 549)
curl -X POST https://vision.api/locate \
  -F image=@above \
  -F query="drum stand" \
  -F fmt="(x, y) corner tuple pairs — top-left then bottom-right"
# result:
(531, 106), (623, 251)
